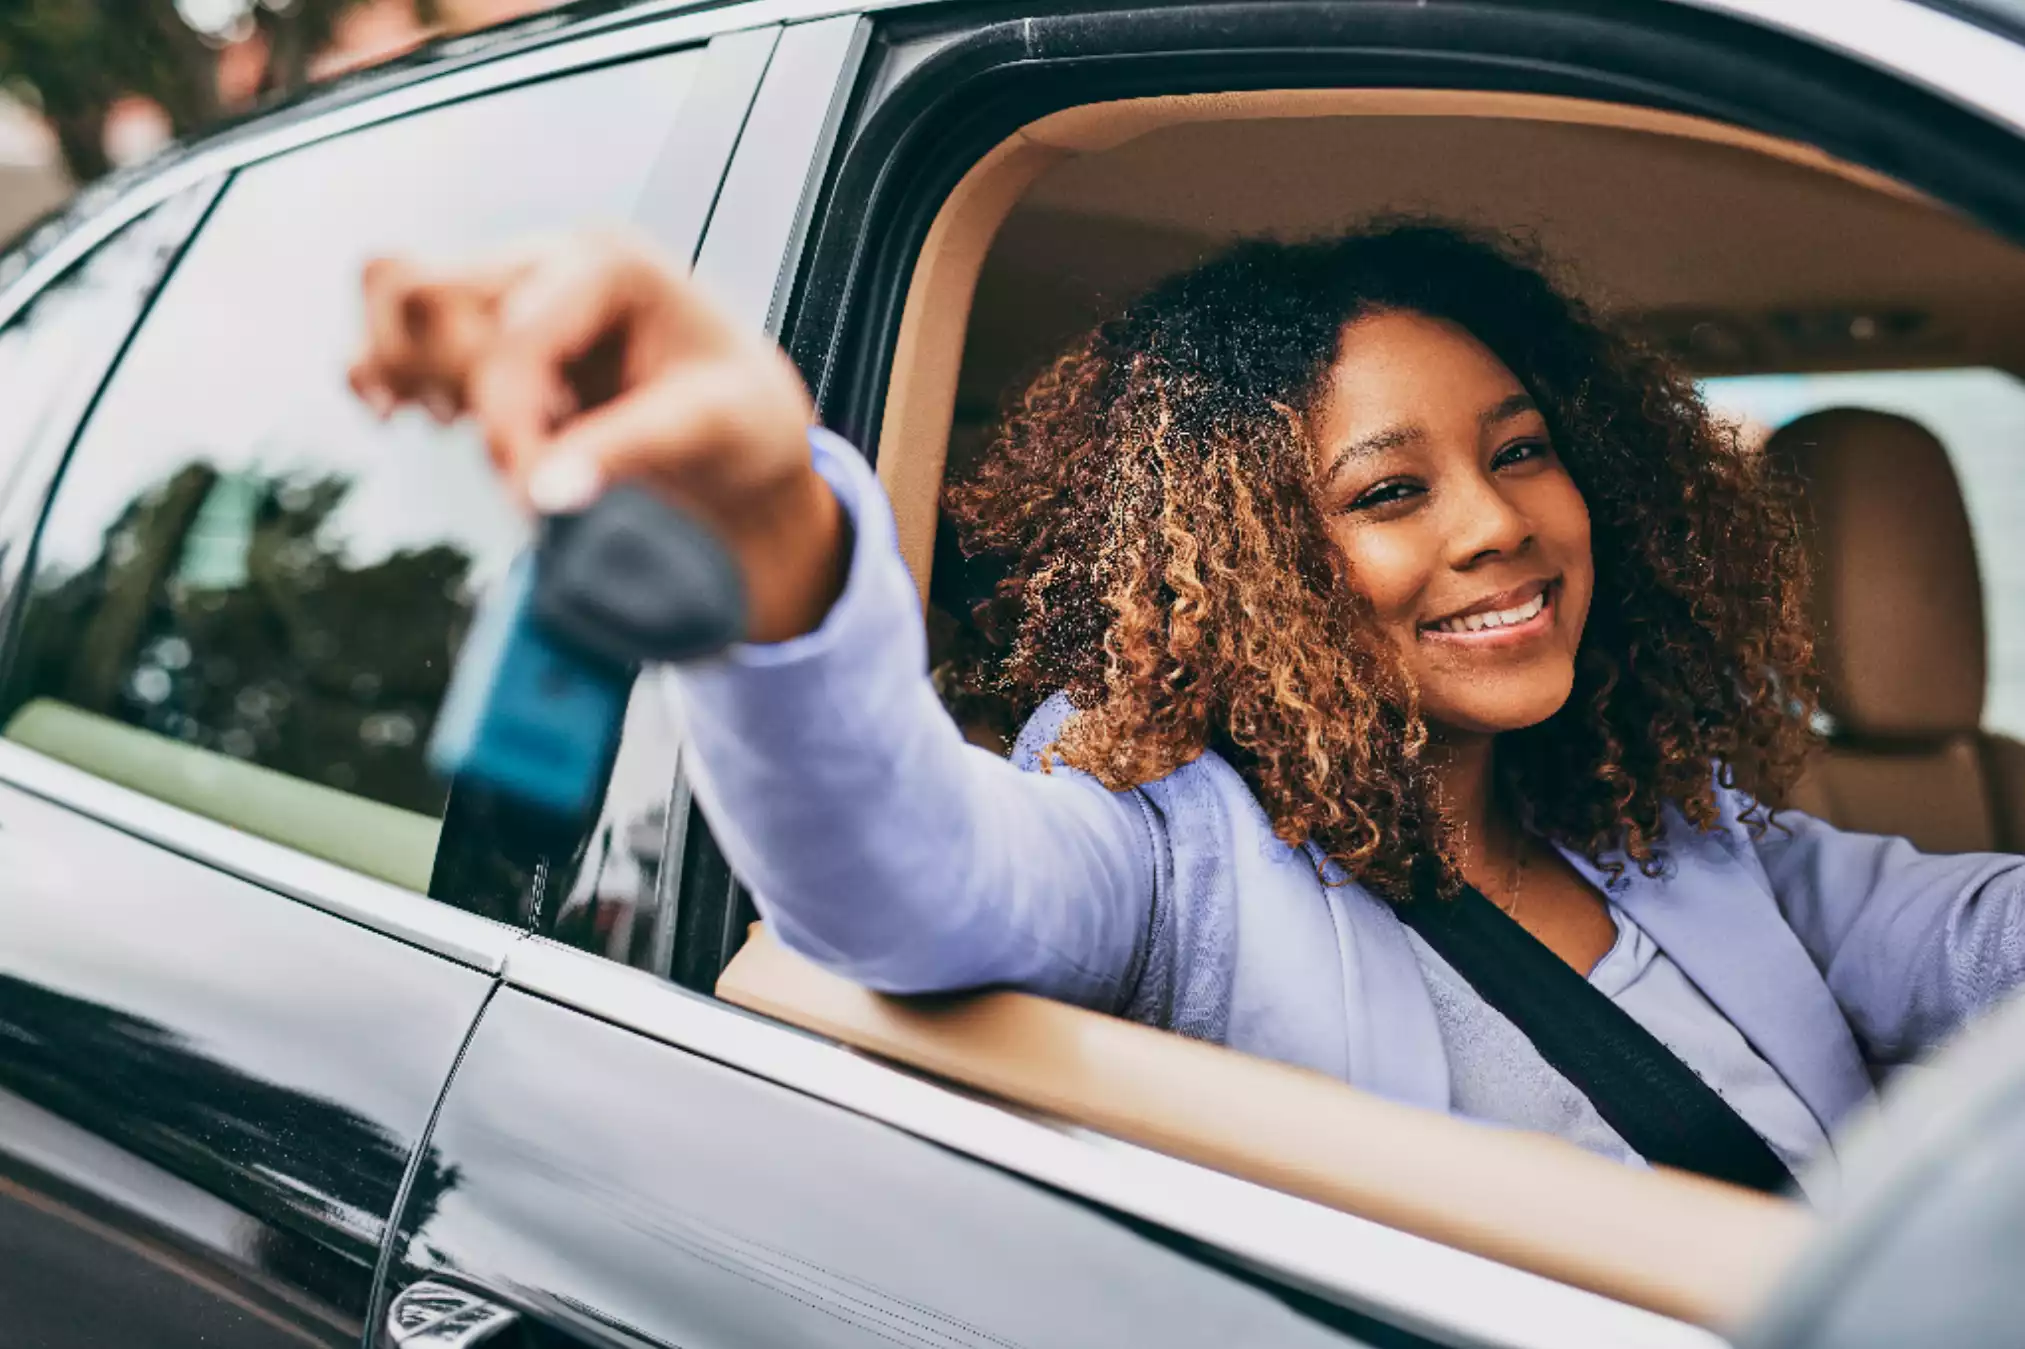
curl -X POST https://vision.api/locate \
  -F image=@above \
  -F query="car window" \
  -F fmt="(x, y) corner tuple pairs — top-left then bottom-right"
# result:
(0, 49), (704, 893)
(1703, 368), (2025, 740)
(0, 184), (217, 523)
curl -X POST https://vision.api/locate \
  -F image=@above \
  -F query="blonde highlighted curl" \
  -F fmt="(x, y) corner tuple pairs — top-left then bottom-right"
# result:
(942, 222), (1818, 899)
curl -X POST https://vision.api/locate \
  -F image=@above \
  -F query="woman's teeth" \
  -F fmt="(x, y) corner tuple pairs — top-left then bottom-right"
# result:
(1431, 591), (1546, 634)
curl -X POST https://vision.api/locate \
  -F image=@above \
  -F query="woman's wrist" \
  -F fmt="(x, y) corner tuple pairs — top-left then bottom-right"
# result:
(725, 455), (853, 646)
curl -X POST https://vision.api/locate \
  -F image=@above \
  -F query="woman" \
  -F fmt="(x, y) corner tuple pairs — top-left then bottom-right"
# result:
(351, 222), (2025, 1183)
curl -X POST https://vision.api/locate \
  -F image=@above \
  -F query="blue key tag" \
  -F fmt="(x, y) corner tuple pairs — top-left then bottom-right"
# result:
(428, 490), (746, 820)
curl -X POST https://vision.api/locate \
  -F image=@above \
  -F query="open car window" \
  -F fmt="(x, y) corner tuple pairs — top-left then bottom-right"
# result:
(629, 7), (2025, 1341)
(694, 81), (1978, 1337)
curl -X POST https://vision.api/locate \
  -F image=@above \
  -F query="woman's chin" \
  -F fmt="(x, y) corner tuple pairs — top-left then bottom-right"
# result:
(1421, 678), (1575, 738)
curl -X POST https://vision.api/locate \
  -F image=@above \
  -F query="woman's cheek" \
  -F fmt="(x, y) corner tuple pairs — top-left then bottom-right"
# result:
(1331, 524), (1433, 634)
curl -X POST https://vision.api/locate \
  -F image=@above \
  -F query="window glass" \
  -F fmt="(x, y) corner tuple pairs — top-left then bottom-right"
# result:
(0, 185), (216, 516)
(1703, 368), (2025, 738)
(1, 50), (702, 892)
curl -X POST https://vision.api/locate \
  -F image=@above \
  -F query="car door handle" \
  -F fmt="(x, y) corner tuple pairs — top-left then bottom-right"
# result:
(387, 1276), (651, 1349)
(387, 1280), (519, 1347)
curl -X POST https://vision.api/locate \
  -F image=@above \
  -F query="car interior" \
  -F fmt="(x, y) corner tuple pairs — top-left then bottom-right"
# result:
(710, 88), (2025, 1327)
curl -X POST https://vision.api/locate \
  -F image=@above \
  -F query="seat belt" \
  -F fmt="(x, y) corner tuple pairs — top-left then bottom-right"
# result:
(1395, 881), (1800, 1195)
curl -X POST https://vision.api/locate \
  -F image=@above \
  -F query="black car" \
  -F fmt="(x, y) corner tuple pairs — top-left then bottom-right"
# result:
(6, 1), (2025, 1346)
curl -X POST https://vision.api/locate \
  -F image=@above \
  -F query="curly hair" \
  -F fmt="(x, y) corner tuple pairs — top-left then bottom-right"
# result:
(943, 221), (1818, 900)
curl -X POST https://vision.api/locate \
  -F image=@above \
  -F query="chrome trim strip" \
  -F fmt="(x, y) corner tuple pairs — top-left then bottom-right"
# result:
(504, 935), (1726, 1349)
(0, 10), (776, 335)
(0, 740), (518, 972)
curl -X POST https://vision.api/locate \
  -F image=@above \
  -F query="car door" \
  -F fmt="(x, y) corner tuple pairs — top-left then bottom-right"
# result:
(367, 17), (1420, 1349)
(372, 4), (2025, 1349)
(0, 22), (769, 1348)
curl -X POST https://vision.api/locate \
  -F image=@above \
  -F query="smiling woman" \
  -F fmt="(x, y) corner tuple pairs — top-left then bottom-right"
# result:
(351, 215), (2025, 1204)
(944, 224), (1811, 912)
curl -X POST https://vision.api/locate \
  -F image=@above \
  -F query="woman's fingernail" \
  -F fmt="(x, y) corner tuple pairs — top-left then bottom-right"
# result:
(424, 391), (459, 424)
(528, 456), (602, 515)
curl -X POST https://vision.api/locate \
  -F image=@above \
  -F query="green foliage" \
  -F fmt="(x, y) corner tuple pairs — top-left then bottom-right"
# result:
(0, 0), (387, 183)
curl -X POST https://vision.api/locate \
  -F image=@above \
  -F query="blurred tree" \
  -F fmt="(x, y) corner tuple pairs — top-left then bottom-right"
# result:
(0, 0), (436, 184)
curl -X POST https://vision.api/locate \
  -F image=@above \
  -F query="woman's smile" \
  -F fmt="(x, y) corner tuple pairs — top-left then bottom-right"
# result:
(1419, 576), (1559, 646)
(1310, 310), (1595, 737)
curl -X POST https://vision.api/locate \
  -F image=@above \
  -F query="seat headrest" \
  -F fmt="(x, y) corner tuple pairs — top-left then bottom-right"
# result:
(1764, 408), (1984, 738)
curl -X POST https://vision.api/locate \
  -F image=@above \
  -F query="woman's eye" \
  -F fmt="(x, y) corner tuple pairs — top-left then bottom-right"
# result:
(1492, 438), (1551, 469)
(1345, 479), (1424, 512)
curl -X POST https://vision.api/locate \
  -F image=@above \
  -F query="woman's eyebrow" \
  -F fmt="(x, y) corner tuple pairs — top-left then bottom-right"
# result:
(1323, 424), (1422, 483)
(1481, 392), (1540, 428)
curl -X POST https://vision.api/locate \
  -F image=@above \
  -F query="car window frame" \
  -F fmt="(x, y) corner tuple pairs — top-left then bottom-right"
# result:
(0, 12), (781, 972)
(0, 178), (227, 632)
(537, 1), (2025, 1346)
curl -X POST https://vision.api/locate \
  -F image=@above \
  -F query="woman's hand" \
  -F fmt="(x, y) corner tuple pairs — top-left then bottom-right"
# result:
(346, 229), (846, 644)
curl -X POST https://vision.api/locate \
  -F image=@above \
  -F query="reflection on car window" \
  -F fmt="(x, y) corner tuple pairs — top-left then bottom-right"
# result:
(1, 50), (702, 892)
(0, 184), (216, 514)
(1704, 368), (2025, 739)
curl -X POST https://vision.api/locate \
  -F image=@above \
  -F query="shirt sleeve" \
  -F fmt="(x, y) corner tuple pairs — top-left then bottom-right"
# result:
(656, 427), (1159, 1011)
(1754, 804), (2025, 1063)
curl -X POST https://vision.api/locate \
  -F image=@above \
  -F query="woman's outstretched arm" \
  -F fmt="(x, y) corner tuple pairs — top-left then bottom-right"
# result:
(346, 230), (1159, 1008)
(666, 428), (1159, 1006)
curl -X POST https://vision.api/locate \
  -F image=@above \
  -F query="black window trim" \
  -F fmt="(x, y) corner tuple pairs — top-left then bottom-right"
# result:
(793, 0), (2025, 442)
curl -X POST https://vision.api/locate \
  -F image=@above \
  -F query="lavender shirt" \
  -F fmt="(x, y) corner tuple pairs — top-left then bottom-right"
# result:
(663, 428), (2025, 1156)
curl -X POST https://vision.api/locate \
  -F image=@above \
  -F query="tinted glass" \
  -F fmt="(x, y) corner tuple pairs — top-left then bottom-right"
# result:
(1, 50), (702, 892)
(1705, 368), (2025, 738)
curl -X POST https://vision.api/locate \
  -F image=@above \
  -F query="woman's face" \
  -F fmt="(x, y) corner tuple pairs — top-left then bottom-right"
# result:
(1309, 310), (1594, 737)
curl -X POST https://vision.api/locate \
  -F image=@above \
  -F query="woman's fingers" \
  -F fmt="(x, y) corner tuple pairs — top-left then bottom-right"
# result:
(465, 247), (649, 479)
(511, 365), (728, 512)
(467, 233), (754, 484)
(351, 254), (525, 422)
(347, 228), (841, 642)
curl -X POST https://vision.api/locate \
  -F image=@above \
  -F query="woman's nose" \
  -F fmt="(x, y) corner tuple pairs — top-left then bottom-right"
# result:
(1443, 469), (1532, 568)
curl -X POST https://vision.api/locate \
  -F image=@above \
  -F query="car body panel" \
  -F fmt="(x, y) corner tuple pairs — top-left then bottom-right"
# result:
(381, 985), (1367, 1349)
(0, 777), (493, 1348)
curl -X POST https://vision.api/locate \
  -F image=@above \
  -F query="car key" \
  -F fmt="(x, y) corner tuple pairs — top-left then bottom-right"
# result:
(428, 488), (746, 820)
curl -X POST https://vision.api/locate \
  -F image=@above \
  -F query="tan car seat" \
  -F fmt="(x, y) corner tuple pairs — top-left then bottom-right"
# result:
(1766, 408), (2025, 853)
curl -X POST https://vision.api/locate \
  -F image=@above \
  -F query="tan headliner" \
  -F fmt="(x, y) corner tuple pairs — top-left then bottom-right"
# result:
(883, 87), (2025, 598)
(960, 106), (2025, 411)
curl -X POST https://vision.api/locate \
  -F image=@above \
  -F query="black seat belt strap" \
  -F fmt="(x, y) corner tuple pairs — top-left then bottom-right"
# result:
(1396, 882), (1799, 1195)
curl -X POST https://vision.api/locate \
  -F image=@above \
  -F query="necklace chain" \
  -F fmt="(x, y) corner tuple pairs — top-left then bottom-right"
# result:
(1492, 835), (1528, 918)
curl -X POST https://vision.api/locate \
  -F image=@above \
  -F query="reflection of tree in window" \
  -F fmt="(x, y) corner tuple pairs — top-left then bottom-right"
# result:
(10, 462), (476, 816)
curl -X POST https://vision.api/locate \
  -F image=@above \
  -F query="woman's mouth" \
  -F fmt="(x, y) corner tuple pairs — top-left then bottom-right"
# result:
(1420, 580), (1557, 647)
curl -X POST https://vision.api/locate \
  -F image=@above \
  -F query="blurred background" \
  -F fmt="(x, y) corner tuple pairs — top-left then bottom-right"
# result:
(0, 0), (558, 241)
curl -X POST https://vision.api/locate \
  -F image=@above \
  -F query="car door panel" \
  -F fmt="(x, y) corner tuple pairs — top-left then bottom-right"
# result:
(0, 25), (778, 1348)
(0, 777), (493, 1348)
(380, 979), (1366, 1349)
